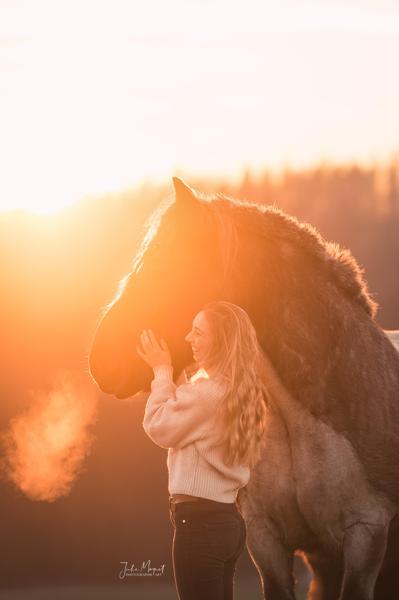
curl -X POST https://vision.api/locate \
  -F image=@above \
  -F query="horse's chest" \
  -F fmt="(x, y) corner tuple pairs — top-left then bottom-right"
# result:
(286, 414), (392, 550)
(243, 413), (311, 544)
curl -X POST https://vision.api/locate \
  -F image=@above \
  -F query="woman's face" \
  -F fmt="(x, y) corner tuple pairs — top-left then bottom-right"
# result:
(185, 311), (214, 368)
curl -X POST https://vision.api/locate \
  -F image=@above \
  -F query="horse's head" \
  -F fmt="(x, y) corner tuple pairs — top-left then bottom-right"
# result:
(89, 177), (378, 405)
(88, 178), (241, 398)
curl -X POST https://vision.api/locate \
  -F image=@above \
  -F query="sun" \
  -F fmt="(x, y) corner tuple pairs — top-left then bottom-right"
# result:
(0, 25), (172, 215)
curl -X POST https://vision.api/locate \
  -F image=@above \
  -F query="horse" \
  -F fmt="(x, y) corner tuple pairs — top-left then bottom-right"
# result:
(89, 177), (399, 599)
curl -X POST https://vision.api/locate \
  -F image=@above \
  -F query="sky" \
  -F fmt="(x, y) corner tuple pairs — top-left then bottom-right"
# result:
(1, 0), (399, 213)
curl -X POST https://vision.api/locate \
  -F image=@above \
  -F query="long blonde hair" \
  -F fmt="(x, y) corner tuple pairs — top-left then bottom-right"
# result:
(195, 300), (270, 469)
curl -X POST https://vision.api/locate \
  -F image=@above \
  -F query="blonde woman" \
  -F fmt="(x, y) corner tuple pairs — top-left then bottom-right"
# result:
(137, 300), (270, 600)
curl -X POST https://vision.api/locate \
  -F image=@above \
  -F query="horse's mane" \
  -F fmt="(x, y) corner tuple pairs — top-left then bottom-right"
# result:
(129, 186), (377, 319)
(207, 191), (378, 318)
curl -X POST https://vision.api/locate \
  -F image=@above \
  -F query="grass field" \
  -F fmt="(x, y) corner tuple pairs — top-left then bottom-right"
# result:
(0, 580), (259, 600)
(0, 571), (310, 599)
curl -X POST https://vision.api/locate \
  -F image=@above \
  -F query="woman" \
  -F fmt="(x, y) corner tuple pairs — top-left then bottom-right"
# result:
(136, 300), (270, 600)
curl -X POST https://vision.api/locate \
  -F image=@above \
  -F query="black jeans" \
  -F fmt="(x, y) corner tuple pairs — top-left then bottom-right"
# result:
(169, 497), (246, 600)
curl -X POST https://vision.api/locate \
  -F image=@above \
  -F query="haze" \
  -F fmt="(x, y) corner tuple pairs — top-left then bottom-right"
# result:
(1, 0), (398, 213)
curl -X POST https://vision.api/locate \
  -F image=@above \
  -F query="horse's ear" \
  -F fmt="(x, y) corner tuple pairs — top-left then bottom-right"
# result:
(172, 177), (197, 204)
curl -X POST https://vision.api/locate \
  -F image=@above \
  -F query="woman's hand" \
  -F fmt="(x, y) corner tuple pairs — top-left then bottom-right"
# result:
(136, 329), (172, 369)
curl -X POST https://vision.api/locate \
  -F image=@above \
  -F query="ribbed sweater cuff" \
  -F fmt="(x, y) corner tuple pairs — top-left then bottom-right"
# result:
(152, 364), (174, 381)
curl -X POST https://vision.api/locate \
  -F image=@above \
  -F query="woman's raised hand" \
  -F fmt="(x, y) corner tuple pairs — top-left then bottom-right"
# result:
(136, 329), (172, 368)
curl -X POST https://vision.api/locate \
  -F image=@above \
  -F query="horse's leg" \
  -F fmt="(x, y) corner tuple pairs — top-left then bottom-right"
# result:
(304, 552), (343, 600)
(245, 517), (296, 600)
(339, 521), (389, 600)
(374, 515), (399, 600)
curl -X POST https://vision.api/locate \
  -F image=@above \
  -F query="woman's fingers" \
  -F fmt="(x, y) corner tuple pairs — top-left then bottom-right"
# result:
(147, 329), (162, 348)
(147, 329), (155, 340)
(140, 332), (152, 352)
(136, 329), (171, 367)
(138, 329), (166, 354)
(141, 330), (150, 344)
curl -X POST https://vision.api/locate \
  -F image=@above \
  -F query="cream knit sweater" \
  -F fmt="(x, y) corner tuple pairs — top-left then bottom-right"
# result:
(142, 364), (250, 503)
